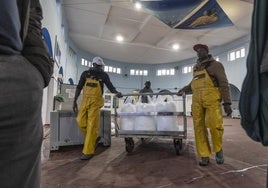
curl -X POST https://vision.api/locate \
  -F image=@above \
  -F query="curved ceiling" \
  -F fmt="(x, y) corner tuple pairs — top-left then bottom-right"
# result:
(61, 0), (253, 64)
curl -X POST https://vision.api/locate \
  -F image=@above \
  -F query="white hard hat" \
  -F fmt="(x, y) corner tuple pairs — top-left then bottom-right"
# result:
(92, 56), (105, 66)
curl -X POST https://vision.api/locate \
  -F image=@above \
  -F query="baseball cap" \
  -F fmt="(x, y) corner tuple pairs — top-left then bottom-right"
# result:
(193, 44), (209, 52)
(92, 56), (105, 66)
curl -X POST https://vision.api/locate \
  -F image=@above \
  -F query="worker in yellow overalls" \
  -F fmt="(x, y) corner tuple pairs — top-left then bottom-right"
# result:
(178, 44), (232, 166)
(73, 56), (122, 160)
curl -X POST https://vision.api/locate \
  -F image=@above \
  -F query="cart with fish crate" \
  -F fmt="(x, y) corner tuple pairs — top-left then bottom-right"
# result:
(114, 92), (187, 155)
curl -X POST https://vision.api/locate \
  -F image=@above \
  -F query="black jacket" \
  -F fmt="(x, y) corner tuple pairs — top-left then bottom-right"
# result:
(19, 0), (53, 87)
(74, 67), (118, 101)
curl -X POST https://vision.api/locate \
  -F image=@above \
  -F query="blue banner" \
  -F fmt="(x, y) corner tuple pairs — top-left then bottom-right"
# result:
(175, 0), (233, 29)
(140, 0), (233, 29)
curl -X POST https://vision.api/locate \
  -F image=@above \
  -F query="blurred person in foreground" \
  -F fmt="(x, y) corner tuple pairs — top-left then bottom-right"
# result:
(238, 1), (268, 187)
(0, 0), (53, 187)
(73, 56), (122, 160)
(177, 44), (232, 166)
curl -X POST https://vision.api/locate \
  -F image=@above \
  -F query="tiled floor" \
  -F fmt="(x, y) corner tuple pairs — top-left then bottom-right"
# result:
(41, 117), (268, 188)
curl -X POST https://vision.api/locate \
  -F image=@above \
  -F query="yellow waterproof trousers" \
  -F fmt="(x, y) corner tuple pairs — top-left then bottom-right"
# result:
(191, 69), (223, 157)
(77, 78), (104, 155)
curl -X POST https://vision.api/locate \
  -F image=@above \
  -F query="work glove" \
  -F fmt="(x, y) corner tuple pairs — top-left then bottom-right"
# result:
(73, 101), (78, 113)
(177, 89), (184, 96)
(115, 92), (123, 98)
(223, 103), (232, 116)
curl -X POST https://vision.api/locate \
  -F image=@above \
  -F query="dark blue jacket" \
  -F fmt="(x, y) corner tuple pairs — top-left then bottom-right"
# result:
(0, 0), (53, 87)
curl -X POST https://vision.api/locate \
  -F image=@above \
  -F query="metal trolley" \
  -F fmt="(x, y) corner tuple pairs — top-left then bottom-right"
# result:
(115, 92), (187, 155)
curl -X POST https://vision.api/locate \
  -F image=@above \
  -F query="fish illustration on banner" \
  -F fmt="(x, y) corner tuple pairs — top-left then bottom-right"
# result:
(174, 0), (233, 29)
(139, 0), (233, 29)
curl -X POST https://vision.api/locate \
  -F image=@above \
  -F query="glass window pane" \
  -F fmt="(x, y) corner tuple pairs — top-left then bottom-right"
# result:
(157, 70), (161, 76)
(236, 50), (240, 58)
(241, 48), (245, 57)
(109, 66), (113, 72)
(130, 69), (135, 75)
(113, 67), (116, 73)
(182, 66), (187, 73)
(144, 70), (148, 76)
(170, 69), (175, 75)
(161, 69), (166, 75)
(117, 68), (121, 74)
(230, 52), (235, 61)
(81, 58), (85, 65)
(85, 60), (88, 66)
(104, 66), (108, 72)
(166, 69), (170, 75)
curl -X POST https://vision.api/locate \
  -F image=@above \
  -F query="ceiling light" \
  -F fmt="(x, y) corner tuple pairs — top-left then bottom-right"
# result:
(116, 35), (124, 42)
(172, 44), (179, 50)
(135, 2), (142, 10)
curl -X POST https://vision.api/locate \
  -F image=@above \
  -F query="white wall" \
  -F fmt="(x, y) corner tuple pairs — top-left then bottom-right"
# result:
(40, 0), (78, 124)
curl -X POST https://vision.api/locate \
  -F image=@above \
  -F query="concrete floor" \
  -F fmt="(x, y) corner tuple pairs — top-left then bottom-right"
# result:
(41, 117), (268, 188)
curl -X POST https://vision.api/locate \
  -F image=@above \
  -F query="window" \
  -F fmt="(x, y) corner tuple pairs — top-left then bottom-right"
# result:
(104, 65), (121, 74)
(215, 56), (220, 61)
(116, 68), (121, 74)
(228, 47), (246, 61)
(56, 0), (61, 14)
(229, 52), (235, 61)
(236, 51), (241, 58)
(130, 69), (148, 76)
(156, 68), (175, 76)
(81, 58), (91, 67)
(81, 58), (121, 74)
(61, 25), (65, 40)
(241, 48), (245, 57)
(182, 65), (193, 74)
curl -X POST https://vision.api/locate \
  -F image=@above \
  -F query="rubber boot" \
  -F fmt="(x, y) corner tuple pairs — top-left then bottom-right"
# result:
(95, 136), (101, 151)
(80, 154), (94, 160)
(199, 157), (210, 166)
(216, 149), (224, 164)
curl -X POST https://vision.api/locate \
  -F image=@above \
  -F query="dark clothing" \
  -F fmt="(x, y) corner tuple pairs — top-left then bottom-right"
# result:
(139, 87), (153, 103)
(0, 0), (53, 87)
(76, 68), (118, 97)
(0, 1), (52, 188)
(20, 0), (53, 87)
(0, 55), (44, 188)
(0, 0), (22, 54)
(180, 55), (232, 104)
(239, 0), (268, 146)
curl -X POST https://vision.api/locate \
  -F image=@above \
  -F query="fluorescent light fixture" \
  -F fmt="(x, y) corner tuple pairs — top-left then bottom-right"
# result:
(172, 43), (179, 50)
(116, 35), (124, 42)
(135, 2), (142, 10)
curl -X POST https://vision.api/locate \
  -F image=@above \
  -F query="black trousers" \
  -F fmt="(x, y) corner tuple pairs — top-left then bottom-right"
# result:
(0, 55), (44, 188)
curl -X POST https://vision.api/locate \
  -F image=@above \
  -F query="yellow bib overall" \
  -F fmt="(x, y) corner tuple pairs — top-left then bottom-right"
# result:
(77, 78), (104, 155)
(191, 69), (223, 157)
